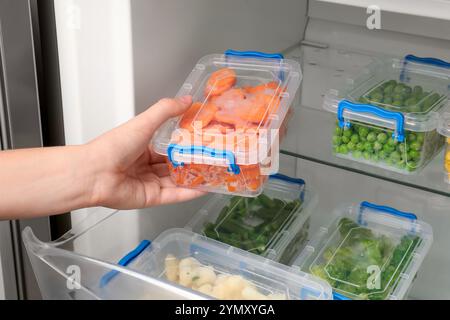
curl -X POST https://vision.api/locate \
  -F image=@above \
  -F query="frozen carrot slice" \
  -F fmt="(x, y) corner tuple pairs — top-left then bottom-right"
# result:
(214, 110), (248, 128)
(204, 68), (236, 97)
(179, 102), (218, 132)
(244, 81), (279, 94)
(190, 176), (205, 187)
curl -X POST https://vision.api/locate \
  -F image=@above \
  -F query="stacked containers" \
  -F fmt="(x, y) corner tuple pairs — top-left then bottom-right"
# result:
(324, 54), (450, 174)
(438, 113), (450, 183)
(152, 50), (302, 196)
(186, 174), (316, 265)
(291, 201), (433, 300)
(127, 228), (332, 300)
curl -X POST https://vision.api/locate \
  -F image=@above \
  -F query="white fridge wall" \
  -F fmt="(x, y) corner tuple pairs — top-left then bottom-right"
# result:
(130, 0), (307, 113)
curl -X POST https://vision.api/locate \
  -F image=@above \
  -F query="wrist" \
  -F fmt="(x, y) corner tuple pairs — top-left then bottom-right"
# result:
(78, 142), (105, 208)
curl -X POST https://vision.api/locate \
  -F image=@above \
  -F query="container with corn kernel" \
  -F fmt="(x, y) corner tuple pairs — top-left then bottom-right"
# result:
(438, 113), (450, 183)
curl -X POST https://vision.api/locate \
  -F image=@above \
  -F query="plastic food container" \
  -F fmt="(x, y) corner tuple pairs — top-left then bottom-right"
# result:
(152, 49), (302, 196)
(438, 113), (450, 183)
(186, 174), (316, 265)
(324, 54), (450, 174)
(127, 228), (332, 300)
(291, 201), (433, 300)
(22, 207), (331, 300)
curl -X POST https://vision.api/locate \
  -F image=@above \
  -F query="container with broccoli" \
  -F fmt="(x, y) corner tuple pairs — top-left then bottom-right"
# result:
(292, 201), (433, 300)
(324, 55), (450, 174)
(186, 174), (315, 265)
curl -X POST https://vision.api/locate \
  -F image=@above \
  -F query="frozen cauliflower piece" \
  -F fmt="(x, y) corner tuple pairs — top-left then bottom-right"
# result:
(191, 266), (216, 287)
(164, 254), (179, 282)
(242, 286), (268, 300)
(197, 284), (213, 296)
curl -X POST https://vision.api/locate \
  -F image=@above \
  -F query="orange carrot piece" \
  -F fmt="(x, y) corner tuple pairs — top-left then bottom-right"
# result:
(204, 68), (236, 97)
(244, 81), (279, 94)
(179, 102), (218, 131)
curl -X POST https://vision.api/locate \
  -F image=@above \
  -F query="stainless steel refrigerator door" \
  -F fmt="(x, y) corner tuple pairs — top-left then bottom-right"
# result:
(0, 0), (52, 299)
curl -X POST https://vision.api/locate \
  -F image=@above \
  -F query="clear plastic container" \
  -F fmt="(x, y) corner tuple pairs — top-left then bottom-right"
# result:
(22, 207), (331, 300)
(152, 50), (302, 196)
(324, 54), (450, 174)
(438, 113), (450, 183)
(127, 228), (331, 300)
(186, 174), (316, 265)
(291, 201), (433, 300)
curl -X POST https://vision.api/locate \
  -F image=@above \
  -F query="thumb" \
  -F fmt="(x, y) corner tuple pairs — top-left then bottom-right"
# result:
(132, 95), (193, 137)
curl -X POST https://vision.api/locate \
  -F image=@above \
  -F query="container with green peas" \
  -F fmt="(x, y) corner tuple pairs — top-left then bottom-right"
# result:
(324, 54), (450, 174)
(186, 174), (316, 265)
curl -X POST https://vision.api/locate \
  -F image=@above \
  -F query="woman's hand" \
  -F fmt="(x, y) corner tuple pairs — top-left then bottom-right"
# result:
(0, 96), (205, 220)
(87, 96), (205, 209)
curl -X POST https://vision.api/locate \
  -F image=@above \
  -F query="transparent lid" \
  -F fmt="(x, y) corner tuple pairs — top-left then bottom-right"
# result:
(129, 228), (332, 300)
(438, 112), (450, 138)
(186, 174), (312, 261)
(293, 201), (433, 300)
(152, 50), (302, 167)
(323, 55), (450, 134)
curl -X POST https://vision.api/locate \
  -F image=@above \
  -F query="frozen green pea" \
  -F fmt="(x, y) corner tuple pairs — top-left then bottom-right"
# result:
(383, 143), (395, 153)
(387, 137), (397, 147)
(398, 143), (409, 154)
(339, 145), (349, 154)
(358, 127), (369, 138)
(334, 126), (343, 135)
(377, 132), (388, 143)
(367, 132), (377, 142)
(342, 136), (350, 144)
(408, 149), (421, 160)
(353, 150), (363, 159)
(343, 129), (352, 138)
(410, 141), (422, 151)
(356, 142), (365, 151)
(332, 136), (342, 146)
(363, 151), (371, 160)
(351, 134), (360, 144)
(379, 150), (389, 160)
(364, 142), (374, 152)
(371, 153), (380, 162)
(390, 151), (401, 162)
(373, 141), (383, 151)
(416, 134), (424, 144)
(394, 84), (405, 94)
(347, 141), (356, 151)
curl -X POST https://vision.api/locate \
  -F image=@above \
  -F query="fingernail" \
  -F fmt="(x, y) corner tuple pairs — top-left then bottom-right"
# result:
(179, 95), (192, 105)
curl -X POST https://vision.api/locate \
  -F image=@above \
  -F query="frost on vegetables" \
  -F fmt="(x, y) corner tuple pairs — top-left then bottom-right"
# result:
(163, 255), (286, 300)
(168, 67), (288, 194)
(310, 217), (422, 300)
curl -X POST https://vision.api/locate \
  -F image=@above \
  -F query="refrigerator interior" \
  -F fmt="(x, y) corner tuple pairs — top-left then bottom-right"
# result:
(33, 0), (450, 299)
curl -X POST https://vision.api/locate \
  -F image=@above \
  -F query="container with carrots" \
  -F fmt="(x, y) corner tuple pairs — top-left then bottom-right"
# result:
(152, 50), (302, 196)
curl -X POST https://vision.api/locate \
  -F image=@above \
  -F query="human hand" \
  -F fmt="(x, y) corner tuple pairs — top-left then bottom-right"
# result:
(86, 96), (206, 209)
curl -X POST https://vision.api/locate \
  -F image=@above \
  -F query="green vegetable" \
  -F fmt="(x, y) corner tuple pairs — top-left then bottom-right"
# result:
(201, 189), (306, 259)
(311, 217), (422, 300)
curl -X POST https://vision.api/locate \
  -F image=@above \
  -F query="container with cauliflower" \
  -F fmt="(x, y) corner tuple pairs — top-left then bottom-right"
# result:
(186, 173), (316, 265)
(128, 228), (332, 300)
